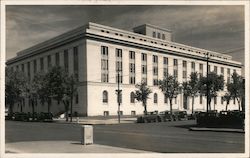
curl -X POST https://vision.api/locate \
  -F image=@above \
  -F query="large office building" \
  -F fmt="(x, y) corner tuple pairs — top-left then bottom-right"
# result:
(6, 22), (242, 116)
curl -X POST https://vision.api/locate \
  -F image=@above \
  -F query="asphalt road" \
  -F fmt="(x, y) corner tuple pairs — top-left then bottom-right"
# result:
(5, 120), (244, 153)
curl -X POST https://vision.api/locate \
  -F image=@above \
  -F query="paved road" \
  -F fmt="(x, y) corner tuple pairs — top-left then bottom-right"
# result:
(5, 120), (244, 153)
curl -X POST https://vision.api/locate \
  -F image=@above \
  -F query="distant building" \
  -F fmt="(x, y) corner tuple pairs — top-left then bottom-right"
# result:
(6, 22), (242, 116)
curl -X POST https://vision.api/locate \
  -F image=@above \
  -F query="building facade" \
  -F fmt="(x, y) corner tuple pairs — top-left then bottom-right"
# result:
(6, 22), (242, 116)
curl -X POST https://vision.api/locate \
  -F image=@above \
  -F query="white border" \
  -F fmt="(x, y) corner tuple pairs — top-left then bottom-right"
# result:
(1, 0), (249, 158)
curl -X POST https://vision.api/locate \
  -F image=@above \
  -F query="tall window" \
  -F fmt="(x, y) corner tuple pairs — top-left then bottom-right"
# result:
(33, 60), (37, 74)
(200, 95), (202, 104)
(199, 64), (203, 77)
(75, 92), (79, 104)
(191, 62), (195, 73)
(47, 55), (51, 69)
(103, 91), (108, 103)
(129, 51), (135, 84)
(214, 66), (217, 74)
(208, 65), (211, 72)
(227, 68), (230, 83)
(214, 97), (217, 105)
(141, 53), (147, 84)
(40, 57), (44, 71)
(130, 92), (135, 103)
(154, 93), (158, 103)
(64, 50), (69, 73)
(164, 95), (168, 103)
(153, 55), (158, 86)
(221, 96), (224, 104)
(163, 57), (168, 77)
(173, 59), (178, 78)
(182, 61), (187, 81)
(55, 52), (60, 66)
(153, 32), (156, 38)
(21, 64), (24, 72)
(162, 34), (165, 40)
(221, 67), (224, 77)
(27, 62), (30, 81)
(157, 33), (161, 39)
(73, 46), (79, 81)
(101, 46), (109, 82)
(116, 48), (123, 83)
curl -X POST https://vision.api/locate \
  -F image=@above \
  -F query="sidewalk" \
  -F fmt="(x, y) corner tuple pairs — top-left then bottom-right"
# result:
(6, 141), (150, 153)
(53, 116), (137, 125)
(189, 127), (245, 133)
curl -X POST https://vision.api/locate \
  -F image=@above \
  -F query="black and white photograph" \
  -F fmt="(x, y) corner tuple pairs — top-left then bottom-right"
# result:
(1, 0), (249, 157)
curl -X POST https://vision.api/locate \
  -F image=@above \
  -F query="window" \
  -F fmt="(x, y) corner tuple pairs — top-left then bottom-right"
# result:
(183, 61), (187, 80)
(129, 51), (135, 60)
(47, 55), (51, 69)
(200, 95), (202, 104)
(175, 97), (177, 104)
(141, 53), (147, 84)
(129, 51), (136, 84)
(221, 67), (224, 77)
(73, 47), (79, 81)
(208, 65), (210, 72)
(153, 55), (158, 85)
(214, 66), (217, 74)
(64, 50), (69, 72)
(33, 60), (37, 74)
(221, 97), (224, 104)
(153, 32), (156, 38)
(131, 111), (136, 116)
(130, 92), (135, 103)
(191, 62), (195, 73)
(163, 57), (168, 77)
(75, 92), (79, 104)
(199, 64), (203, 77)
(162, 34), (165, 40)
(21, 64), (24, 72)
(101, 46), (109, 82)
(116, 48), (123, 83)
(227, 68), (230, 83)
(214, 97), (217, 105)
(154, 93), (158, 103)
(16, 65), (19, 71)
(104, 111), (109, 116)
(27, 62), (30, 80)
(103, 91), (108, 103)
(164, 95), (168, 103)
(40, 58), (44, 71)
(157, 33), (161, 39)
(153, 55), (158, 63)
(153, 67), (158, 75)
(55, 52), (60, 66)
(233, 98), (236, 104)
(173, 59), (178, 78)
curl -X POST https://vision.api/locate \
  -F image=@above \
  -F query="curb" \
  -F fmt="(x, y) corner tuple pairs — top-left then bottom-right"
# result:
(189, 127), (245, 133)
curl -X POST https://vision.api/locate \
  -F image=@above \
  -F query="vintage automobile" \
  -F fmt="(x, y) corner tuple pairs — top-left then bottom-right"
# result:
(158, 110), (172, 122)
(172, 111), (188, 121)
(137, 111), (161, 123)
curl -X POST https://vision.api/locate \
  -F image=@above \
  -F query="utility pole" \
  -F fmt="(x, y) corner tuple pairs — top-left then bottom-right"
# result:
(116, 68), (122, 123)
(206, 52), (209, 113)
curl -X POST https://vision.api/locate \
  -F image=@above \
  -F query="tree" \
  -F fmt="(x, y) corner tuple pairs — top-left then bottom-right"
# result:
(134, 81), (152, 114)
(227, 72), (244, 111)
(198, 72), (224, 111)
(158, 74), (181, 115)
(222, 93), (232, 111)
(62, 75), (78, 122)
(5, 68), (26, 117)
(182, 72), (199, 114)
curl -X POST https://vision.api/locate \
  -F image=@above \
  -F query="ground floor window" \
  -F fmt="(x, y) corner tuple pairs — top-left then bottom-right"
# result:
(131, 111), (136, 116)
(104, 111), (109, 116)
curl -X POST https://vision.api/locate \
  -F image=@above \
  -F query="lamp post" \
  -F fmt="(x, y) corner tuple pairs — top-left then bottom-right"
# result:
(206, 52), (209, 113)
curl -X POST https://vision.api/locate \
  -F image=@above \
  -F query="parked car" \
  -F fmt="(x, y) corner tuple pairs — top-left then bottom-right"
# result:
(13, 112), (29, 121)
(137, 111), (161, 123)
(38, 112), (53, 122)
(187, 111), (202, 120)
(173, 111), (188, 121)
(158, 110), (172, 122)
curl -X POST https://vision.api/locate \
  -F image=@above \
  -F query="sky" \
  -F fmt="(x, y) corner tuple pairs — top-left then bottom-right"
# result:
(6, 5), (245, 65)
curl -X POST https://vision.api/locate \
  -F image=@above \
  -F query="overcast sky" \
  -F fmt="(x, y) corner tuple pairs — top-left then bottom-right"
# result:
(6, 5), (244, 65)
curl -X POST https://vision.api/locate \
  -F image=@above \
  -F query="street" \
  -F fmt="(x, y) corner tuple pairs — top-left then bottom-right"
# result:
(5, 120), (244, 153)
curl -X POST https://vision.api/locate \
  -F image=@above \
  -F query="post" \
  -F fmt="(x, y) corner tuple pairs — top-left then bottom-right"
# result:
(117, 69), (121, 123)
(206, 53), (209, 113)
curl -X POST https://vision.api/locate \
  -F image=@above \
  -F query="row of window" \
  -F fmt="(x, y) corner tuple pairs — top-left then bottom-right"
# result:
(12, 46), (79, 81)
(100, 46), (237, 85)
(152, 31), (166, 40)
(102, 90), (236, 106)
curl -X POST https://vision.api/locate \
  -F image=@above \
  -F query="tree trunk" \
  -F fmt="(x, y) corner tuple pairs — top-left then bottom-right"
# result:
(48, 99), (51, 113)
(9, 103), (14, 118)
(191, 96), (194, 114)
(143, 101), (147, 115)
(170, 99), (173, 115)
(226, 102), (229, 111)
(70, 96), (73, 122)
(237, 98), (241, 111)
(32, 99), (35, 121)
(208, 98), (211, 111)
(63, 101), (69, 122)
